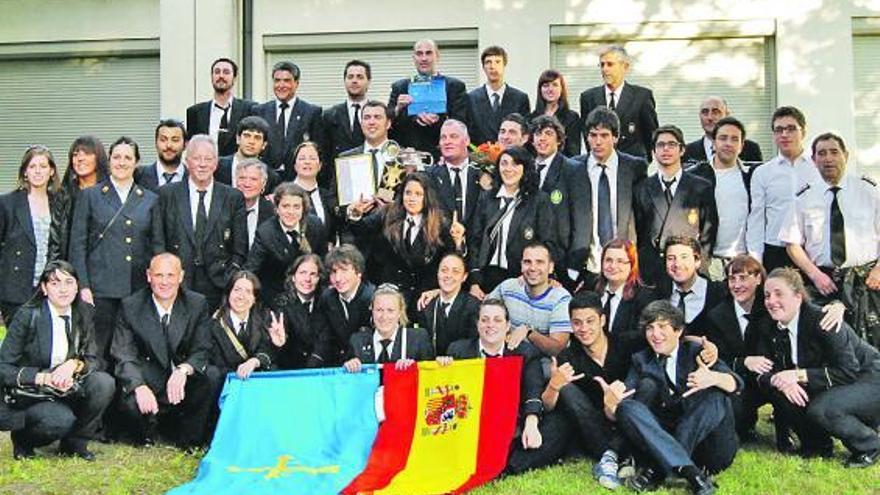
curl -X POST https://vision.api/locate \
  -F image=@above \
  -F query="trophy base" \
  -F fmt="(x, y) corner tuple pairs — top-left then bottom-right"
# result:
(376, 188), (396, 203)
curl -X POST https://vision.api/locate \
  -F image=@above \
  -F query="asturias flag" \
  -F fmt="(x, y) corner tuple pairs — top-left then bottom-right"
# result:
(344, 357), (523, 495)
(167, 367), (380, 495)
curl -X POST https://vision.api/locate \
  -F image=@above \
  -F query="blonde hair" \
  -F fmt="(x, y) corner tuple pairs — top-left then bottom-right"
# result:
(372, 283), (409, 327)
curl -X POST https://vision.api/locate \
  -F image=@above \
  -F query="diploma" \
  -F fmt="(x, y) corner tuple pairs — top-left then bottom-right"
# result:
(335, 153), (376, 204)
(407, 76), (447, 116)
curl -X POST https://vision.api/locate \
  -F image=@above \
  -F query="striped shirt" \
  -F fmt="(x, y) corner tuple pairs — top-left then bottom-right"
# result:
(488, 278), (572, 334)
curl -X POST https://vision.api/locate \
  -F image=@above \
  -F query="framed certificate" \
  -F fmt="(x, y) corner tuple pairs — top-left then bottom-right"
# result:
(407, 76), (447, 116)
(335, 153), (375, 205)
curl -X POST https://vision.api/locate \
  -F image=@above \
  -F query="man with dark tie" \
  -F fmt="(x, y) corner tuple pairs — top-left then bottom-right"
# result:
(321, 60), (372, 188)
(185, 58), (255, 158)
(151, 135), (249, 310)
(134, 119), (187, 192)
(565, 107), (648, 287)
(389, 39), (468, 158)
(781, 133), (880, 347)
(633, 125), (718, 286)
(254, 61), (324, 173)
(425, 119), (482, 232)
(605, 300), (740, 494)
(340, 100), (393, 191)
(578, 45), (658, 160)
(682, 96), (763, 167)
(111, 253), (215, 449)
(531, 115), (578, 196)
(467, 46), (531, 147)
(417, 253), (480, 355)
(234, 158), (274, 249)
(663, 236), (727, 337)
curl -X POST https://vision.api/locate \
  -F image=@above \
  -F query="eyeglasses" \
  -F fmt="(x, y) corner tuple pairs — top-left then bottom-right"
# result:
(655, 141), (681, 150)
(772, 125), (801, 135)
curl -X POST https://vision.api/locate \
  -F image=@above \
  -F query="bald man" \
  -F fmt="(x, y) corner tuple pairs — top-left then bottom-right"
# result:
(683, 96), (763, 166)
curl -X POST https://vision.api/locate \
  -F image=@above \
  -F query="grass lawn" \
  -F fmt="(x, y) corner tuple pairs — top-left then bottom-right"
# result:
(1, 412), (878, 495)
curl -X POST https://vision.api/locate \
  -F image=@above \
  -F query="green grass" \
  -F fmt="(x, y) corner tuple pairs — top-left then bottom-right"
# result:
(1, 411), (878, 495)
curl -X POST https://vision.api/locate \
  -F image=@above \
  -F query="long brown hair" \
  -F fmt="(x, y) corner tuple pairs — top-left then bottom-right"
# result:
(383, 172), (445, 254)
(595, 238), (644, 301)
(18, 145), (62, 193)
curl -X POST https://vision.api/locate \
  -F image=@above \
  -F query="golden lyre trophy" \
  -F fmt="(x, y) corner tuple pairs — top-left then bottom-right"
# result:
(375, 140), (434, 202)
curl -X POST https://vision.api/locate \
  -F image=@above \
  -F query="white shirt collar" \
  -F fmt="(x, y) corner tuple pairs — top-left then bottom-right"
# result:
(479, 340), (505, 357)
(276, 96), (297, 109)
(485, 83), (507, 101)
(229, 311), (248, 333)
(588, 150), (619, 169)
(152, 295), (175, 319)
(212, 96), (234, 109)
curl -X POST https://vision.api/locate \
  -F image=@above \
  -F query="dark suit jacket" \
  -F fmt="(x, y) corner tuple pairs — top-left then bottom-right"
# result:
(467, 84), (531, 146)
(468, 190), (559, 284)
(134, 162), (186, 193)
(322, 101), (364, 187)
(244, 214), (328, 305)
(447, 338), (543, 417)
(151, 180), (248, 292)
(706, 297), (769, 377)
(754, 303), (861, 395)
(604, 286), (659, 354)
(312, 282), (376, 365)
(69, 181), (156, 299)
(349, 326), (435, 363)
(579, 83), (658, 159)
(254, 196), (275, 227)
(657, 277), (728, 337)
(186, 98), (256, 157)
(0, 190), (65, 304)
(633, 172), (718, 286)
(418, 292), (480, 355)
(111, 288), (212, 395)
(215, 155), (282, 194)
(271, 293), (320, 369)
(388, 75), (469, 157)
(565, 151), (648, 273)
(530, 107), (582, 157)
(254, 98), (324, 171)
(683, 138), (763, 166)
(424, 163), (483, 232)
(208, 309), (275, 372)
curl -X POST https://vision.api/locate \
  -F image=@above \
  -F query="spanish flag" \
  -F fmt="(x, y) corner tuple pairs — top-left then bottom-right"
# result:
(344, 357), (523, 495)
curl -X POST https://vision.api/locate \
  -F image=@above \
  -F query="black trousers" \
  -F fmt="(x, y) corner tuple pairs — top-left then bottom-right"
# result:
(616, 379), (738, 475)
(557, 383), (626, 459)
(766, 387), (833, 454)
(93, 298), (122, 371)
(808, 371), (880, 455)
(119, 371), (217, 448)
(762, 244), (794, 274)
(506, 410), (573, 475)
(729, 381), (769, 438)
(11, 371), (115, 449)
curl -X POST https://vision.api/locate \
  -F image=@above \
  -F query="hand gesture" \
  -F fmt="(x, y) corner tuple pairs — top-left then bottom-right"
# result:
(548, 356), (584, 391)
(867, 264), (880, 290)
(595, 377), (635, 416)
(80, 288), (94, 306)
(436, 356), (454, 367)
(449, 211), (466, 248)
(394, 358), (416, 370)
(416, 112), (440, 127)
(268, 311), (287, 347)
(417, 289), (440, 311)
(395, 94), (413, 113)
(682, 358), (716, 398)
(770, 369), (799, 389)
(698, 337), (718, 368)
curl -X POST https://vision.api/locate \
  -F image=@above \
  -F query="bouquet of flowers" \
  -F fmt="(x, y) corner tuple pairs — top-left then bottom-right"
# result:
(469, 141), (503, 191)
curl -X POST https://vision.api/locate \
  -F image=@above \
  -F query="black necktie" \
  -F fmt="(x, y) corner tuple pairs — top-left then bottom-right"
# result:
(597, 164), (613, 247)
(481, 350), (500, 358)
(195, 190), (208, 244)
(215, 103), (230, 130)
(662, 177), (676, 206)
(603, 291), (615, 329)
(658, 354), (676, 392)
(451, 167), (464, 221)
(161, 313), (174, 364)
(238, 321), (247, 336)
(59, 315), (72, 351)
(302, 299), (313, 313)
(162, 172), (175, 185)
(830, 186), (846, 267)
(351, 103), (364, 143)
(278, 101), (290, 136)
(378, 338), (392, 363)
(608, 92), (616, 111)
(370, 149), (380, 186)
(677, 289), (692, 321)
(286, 229), (300, 247)
(161, 313), (170, 338)
(491, 93), (501, 113)
(774, 326), (794, 369)
(536, 161), (547, 179)
(405, 218), (416, 246)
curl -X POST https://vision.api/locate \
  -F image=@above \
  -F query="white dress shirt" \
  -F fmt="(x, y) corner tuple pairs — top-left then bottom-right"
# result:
(188, 180), (214, 226)
(445, 159), (470, 217)
(230, 312), (248, 336)
(657, 167), (684, 197)
(712, 163), (749, 257)
(348, 98), (366, 129)
(733, 301), (750, 339)
(276, 97), (298, 134)
(490, 189), (518, 269)
(48, 303), (71, 368)
(246, 201), (260, 247)
(664, 344), (680, 386)
(779, 309), (801, 366)
(702, 136), (715, 163)
(154, 161), (185, 186)
(373, 328), (400, 361)
(601, 284), (625, 330)
(535, 153), (556, 190)
(485, 83), (507, 108)
(670, 276), (708, 324)
(605, 82), (624, 108)
(586, 152), (620, 272)
(110, 177), (132, 205)
(404, 214), (422, 244)
(293, 178), (326, 223)
(209, 96), (234, 142)
(364, 139), (390, 186)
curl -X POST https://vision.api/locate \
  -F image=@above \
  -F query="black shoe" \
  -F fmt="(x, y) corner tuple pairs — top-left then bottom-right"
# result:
(59, 441), (96, 462)
(12, 444), (35, 460)
(626, 467), (664, 492)
(845, 450), (879, 468)
(687, 471), (716, 495)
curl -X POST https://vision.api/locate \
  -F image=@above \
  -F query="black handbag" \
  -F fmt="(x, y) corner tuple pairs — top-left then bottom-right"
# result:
(2, 379), (82, 409)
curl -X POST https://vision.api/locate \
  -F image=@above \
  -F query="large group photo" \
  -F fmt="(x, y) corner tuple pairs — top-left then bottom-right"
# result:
(1, 1), (879, 494)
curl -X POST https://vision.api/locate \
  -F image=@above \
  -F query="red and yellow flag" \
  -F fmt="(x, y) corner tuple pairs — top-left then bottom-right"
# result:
(343, 357), (522, 495)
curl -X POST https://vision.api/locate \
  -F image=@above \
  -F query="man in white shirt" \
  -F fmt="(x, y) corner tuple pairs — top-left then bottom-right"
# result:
(185, 58), (256, 157)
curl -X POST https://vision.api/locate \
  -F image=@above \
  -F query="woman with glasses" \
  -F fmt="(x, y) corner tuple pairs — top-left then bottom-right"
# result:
(530, 70), (581, 157)
(0, 146), (69, 323)
(69, 137), (157, 367)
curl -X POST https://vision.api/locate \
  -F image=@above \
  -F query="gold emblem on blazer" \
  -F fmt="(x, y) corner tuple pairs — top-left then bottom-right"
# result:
(550, 189), (563, 205)
(101, 185), (110, 193)
(524, 227), (534, 240)
(687, 208), (699, 226)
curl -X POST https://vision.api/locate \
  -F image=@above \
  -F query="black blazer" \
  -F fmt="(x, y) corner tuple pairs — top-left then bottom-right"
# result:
(110, 288), (212, 396)
(348, 327), (435, 363)
(633, 172), (718, 286)
(186, 98), (257, 157)
(424, 163), (483, 232)
(254, 98), (324, 171)
(271, 293), (321, 369)
(208, 309), (275, 372)
(215, 155), (282, 194)
(244, 214), (328, 305)
(705, 297), (770, 377)
(0, 190), (66, 304)
(467, 84), (531, 146)
(657, 277), (728, 337)
(418, 292), (480, 355)
(565, 152), (648, 274)
(468, 190), (559, 283)
(530, 107), (582, 157)
(388, 75), (469, 157)
(312, 282), (376, 365)
(446, 338), (544, 417)
(134, 162), (186, 193)
(683, 138), (763, 166)
(254, 196), (276, 227)
(602, 286), (659, 354)
(321, 101), (363, 187)
(754, 303), (861, 395)
(151, 180), (249, 292)
(579, 84), (658, 159)
(69, 181), (156, 299)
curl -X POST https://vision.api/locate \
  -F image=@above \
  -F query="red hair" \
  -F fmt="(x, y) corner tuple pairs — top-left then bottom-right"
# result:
(595, 238), (644, 301)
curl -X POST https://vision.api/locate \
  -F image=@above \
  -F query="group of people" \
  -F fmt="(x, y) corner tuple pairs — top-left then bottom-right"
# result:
(0, 37), (878, 495)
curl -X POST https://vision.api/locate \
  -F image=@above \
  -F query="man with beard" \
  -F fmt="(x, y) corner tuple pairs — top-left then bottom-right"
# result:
(135, 119), (187, 192)
(322, 60), (372, 186)
(186, 58), (255, 157)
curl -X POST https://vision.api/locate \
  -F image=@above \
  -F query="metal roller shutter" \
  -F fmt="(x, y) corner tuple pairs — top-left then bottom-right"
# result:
(853, 34), (880, 177)
(0, 55), (160, 192)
